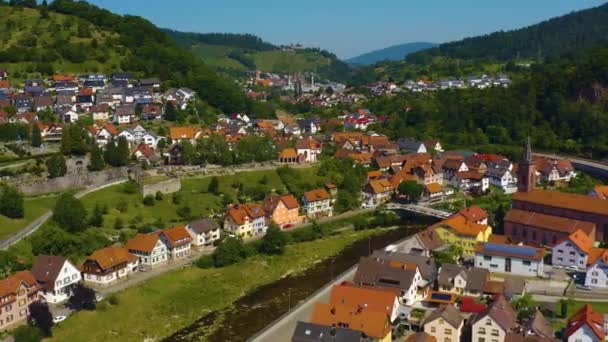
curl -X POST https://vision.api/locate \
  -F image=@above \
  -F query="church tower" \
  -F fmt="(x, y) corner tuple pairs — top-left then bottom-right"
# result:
(517, 137), (536, 192)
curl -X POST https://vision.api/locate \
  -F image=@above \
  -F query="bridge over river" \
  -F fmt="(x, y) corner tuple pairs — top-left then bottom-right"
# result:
(385, 202), (452, 219)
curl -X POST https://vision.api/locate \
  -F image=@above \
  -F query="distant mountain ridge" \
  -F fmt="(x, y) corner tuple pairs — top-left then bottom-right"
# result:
(346, 42), (437, 65)
(407, 2), (608, 62)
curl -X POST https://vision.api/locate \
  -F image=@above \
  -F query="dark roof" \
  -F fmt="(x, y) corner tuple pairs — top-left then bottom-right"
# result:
(30, 255), (69, 291)
(291, 321), (362, 342)
(187, 218), (220, 234)
(527, 310), (555, 338)
(424, 305), (463, 328)
(438, 264), (488, 292)
(353, 257), (417, 292)
(371, 250), (437, 281)
(474, 295), (517, 332)
(504, 278), (526, 299)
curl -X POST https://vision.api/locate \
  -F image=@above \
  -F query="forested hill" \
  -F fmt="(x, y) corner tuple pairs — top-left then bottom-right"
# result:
(0, 0), (247, 113)
(165, 29), (353, 83)
(406, 2), (608, 63)
(345, 42), (437, 66)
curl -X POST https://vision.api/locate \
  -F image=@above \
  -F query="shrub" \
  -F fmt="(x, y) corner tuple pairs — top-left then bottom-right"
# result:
(172, 193), (182, 204)
(108, 295), (119, 306)
(122, 180), (138, 194)
(195, 255), (214, 269)
(142, 195), (155, 206)
(155, 191), (164, 201)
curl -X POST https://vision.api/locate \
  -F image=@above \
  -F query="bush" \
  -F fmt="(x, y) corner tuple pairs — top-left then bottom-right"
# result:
(142, 195), (155, 206)
(195, 255), (214, 269)
(116, 200), (128, 213)
(177, 205), (191, 219)
(108, 295), (119, 306)
(155, 191), (164, 201)
(172, 193), (181, 204)
(123, 180), (138, 194)
(13, 325), (44, 342)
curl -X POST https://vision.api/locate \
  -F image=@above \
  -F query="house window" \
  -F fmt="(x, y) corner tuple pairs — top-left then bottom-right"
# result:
(478, 328), (486, 334)
(557, 249), (563, 254)
(445, 338), (451, 342)
(491, 329), (499, 336)
(483, 255), (491, 261)
(431, 327), (436, 333)
(485, 319), (492, 326)
(592, 279), (598, 284)
(445, 328), (452, 334)
(478, 339), (485, 342)
(557, 257), (563, 261)
(522, 260), (531, 266)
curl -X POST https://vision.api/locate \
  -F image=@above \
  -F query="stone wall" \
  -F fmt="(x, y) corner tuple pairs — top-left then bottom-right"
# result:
(140, 178), (181, 197)
(19, 167), (130, 195)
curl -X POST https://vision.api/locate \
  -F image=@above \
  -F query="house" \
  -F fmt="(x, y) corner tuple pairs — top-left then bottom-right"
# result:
(584, 248), (608, 288)
(302, 189), (333, 218)
(589, 185), (608, 200)
(141, 104), (162, 121)
(371, 251), (438, 286)
(363, 179), (395, 207)
(297, 118), (321, 134)
(310, 302), (392, 342)
(223, 204), (267, 237)
(90, 104), (111, 121)
(472, 295), (517, 342)
(437, 264), (489, 297)
(81, 246), (138, 285)
(131, 143), (161, 165)
(413, 164), (443, 185)
(353, 257), (426, 306)
(126, 233), (168, 268)
(399, 138), (427, 154)
(451, 171), (489, 193)
(263, 194), (303, 229)
(504, 209), (597, 247)
(278, 148), (301, 164)
(169, 126), (202, 143)
(14, 95), (33, 113)
(295, 137), (322, 163)
(30, 255), (81, 303)
(114, 104), (136, 124)
(0, 271), (40, 330)
(139, 78), (161, 88)
(432, 215), (492, 256)
(112, 72), (133, 81)
(564, 305), (605, 342)
(186, 218), (221, 248)
(458, 205), (489, 225)
(405, 332), (437, 342)
(533, 157), (576, 183)
(424, 140), (443, 153)
(524, 309), (555, 339)
(486, 166), (517, 193)
(159, 226), (192, 259)
(58, 107), (78, 123)
(551, 229), (593, 270)
(474, 242), (545, 277)
(291, 321), (362, 342)
(423, 182), (444, 201)
(329, 284), (400, 323)
(93, 123), (118, 146)
(423, 305), (464, 342)
(384, 227), (446, 257)
(33, 95), (53, 112)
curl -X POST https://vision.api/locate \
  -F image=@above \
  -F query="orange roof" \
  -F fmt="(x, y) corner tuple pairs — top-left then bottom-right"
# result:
(389, 171), (418, 188)
(565, 305), (605, 340)
(435, 215), (489, 237)
(170, 126), (200, 140)
(303, 188), (330, 202)
(513, 190), (608, 217)
(0, 80), (9, 88)
(226, 205), (249, 225)
(310, 302), (391, 339)
(329, 284), (397, 318)
(458, 205), (488, 222)
(52, 74), (74, 81)
(126, 233), (160, 253)
(87, 246), (136, 271)
(565, 229), (594, 254)
(488, 234), (512, 244)
(592, 185), (608, 200)
(278, 148), (298, 159)
(0, 271), (39, 298)
(367, 170), (382, 179)
(104, 122), (118, 136)
(161, 225), (192, 247)
(368, 179), (395, 194)
(295, 137), (321, 150)
(505, 209), (596, 237)
(279, 194), (299, 209)
(587, 247), (608, 266)
(425, 182), (442, 194)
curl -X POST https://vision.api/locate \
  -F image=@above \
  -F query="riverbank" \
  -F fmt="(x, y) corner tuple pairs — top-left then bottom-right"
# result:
(49, 227), (394, 341)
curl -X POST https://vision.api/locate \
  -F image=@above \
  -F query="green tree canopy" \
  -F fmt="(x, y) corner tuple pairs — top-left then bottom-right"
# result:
(52, 193), (87, 233)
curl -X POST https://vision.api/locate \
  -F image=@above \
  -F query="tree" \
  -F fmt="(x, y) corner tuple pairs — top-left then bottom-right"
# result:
(164, 102), (178, 122)
(60, 125), (88, 156)
(208, 176), (219, 194)
(212, 237), (249, 267)
(31, 124), (41, 147)
(13, 325), (43, 342)
(432, 245), (463, 266)
(155, 191), (164, 201)
(45, 154), (67, 179)
(103, 138), (118, 167)
(0, 185), (24, 219)
(142, 195), (155, 206)
(88, 204), (104, 227)
(512, 293), (536, 320)
(116, 136), (130, 166)
(52, 194), (87, 232)
(114, 217), (124, 230)
(258, 224), (287, 255)
(66, 284), (96, 311)
(398, 181), (424, 202)
(28, 302), (53, 337)
(88, 143), (105, 171)
(177, 205), (191, 220)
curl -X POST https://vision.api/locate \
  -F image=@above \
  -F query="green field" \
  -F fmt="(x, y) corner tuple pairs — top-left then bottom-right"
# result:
(50, 227), (384, 341)
(190, 43), (247, 70)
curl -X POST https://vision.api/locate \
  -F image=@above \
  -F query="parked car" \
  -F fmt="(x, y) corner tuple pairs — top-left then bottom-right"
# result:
(95, 294), (104, 302)
(53, 315), (67, 323)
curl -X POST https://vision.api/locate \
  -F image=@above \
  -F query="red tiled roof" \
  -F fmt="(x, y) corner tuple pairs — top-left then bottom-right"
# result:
(565, 305), (604, 340)
(458, 205), (488, 222)
(513, 190), (608, 217)
(303, 188), (330, 202)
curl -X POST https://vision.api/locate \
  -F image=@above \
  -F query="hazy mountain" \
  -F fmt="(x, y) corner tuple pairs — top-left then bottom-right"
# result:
(345, 42), (437, 65)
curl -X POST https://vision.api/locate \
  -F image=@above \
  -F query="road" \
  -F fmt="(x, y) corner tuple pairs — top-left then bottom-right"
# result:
(533, 152), (608, 172)
(385, 203), (452, 219)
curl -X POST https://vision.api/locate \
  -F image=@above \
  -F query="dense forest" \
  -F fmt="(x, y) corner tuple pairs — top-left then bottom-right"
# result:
(164, 30), (276, 51)
(407, 2), (608, 63)
(365, 47), (608, 159)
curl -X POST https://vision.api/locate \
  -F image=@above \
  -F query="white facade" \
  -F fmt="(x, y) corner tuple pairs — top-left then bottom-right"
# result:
(567, 325), (602, 342)
(302, 198), (333, 218)
(42, 260), (81, 303)
(585, 257), (608, 289)
(186, 227), (221, 248)
(83, 259), (138, 285)
(552, 239), (588, 270)
(131, 239), (168, 267)
(474, 252), (543, 277)
(472, 316), (507, 342)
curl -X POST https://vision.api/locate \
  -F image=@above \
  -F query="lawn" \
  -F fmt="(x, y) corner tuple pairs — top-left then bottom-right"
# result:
(50, 228), (385, 342)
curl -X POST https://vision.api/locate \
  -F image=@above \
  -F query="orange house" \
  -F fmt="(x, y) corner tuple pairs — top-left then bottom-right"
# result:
(263, 194), (303, 229)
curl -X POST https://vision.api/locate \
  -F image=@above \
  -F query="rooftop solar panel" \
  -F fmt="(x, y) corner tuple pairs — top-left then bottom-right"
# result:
(431, 293), (452, 301)
(484, 243), (537, 257)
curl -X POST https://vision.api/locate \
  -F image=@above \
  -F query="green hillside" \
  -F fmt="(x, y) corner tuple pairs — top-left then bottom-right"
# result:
(164, 29), (353, 82)
(0, 1), (247, 113)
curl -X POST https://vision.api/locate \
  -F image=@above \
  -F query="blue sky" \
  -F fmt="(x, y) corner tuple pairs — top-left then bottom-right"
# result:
(87, 0), (604, 59)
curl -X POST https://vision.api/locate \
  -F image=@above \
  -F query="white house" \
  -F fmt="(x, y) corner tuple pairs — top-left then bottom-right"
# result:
(141, 132), (160, 148)
(125, 233), (168, 268)
(186, 218), (221, 248)
(552, 230), (593, 270)
(159, 226), (193, 259)
(485, 167), (517, 193)
(295, 137), (322, 163)
(564, 305), (605, 342)
(472, 296), (517, 342)
(585, 248), (608, 289)
(302, 188), (333, 218)
(474, 242), (544, 277)
(30, 255), (81, 303)
(82, 247), (139, 285)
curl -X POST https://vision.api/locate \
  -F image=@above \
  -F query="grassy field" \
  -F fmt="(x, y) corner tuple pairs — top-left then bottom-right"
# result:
(50, 228), (384, 341)
(190, 43), (247, 70)
(252, 50), (330, 74)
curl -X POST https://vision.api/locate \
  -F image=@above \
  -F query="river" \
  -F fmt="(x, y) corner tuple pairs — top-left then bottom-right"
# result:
(163, 211), (438, 342)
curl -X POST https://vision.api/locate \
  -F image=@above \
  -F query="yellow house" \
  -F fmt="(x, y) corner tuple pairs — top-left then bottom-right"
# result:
(433, 215), (492, 256)
(223, 205), (253, 237)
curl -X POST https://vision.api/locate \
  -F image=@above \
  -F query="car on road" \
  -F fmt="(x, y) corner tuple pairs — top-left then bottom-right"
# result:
(53, 316), (67, 324)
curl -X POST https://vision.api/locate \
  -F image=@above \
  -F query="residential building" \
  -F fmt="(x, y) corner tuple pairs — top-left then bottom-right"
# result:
(295, 137), (322, 163)
(564, 305), (605, 342)
(432, 215), (492, 256)
(437, 264), (489, 297)
(451, 171), (489, 193)
(159, 226), (192, 259)
(413, 164), (443, 185)
(169, 126), (202, 143)
(486, 166), (517, 193)
(30, 255), (81, 303)
(398, 138), (427, 154)
(223, 204), (267, 237)
(458, 205), (489, 225)
(423, 305), (464, 342)
(504, 209), (597, 246)
(81, 246), (138, 285)
(310, 303), (392, 342)
(385, 227), (446, 257)
(363, 179), (395, 207)
(524, 309), (555, 339)
(371, 251), (438, 285)
(406, 332), (437, 342)
(263, 194), (304, 229)
(302, 189), (333, 218)
(125, 233), (168, 267)
(551, 230), (593, 269)
(186, 218), (221, 248)
(0, 271), (40, 330)
(278, 148), (301, 164)
(291, 321), (362, 342)
(584, 248), (608, 288)
(472, 295), (517, 342)
(533, 156), (576, 183)
(474, 242), (545, 277)
(90, 104), (111, 121)
(329, 284), (400, 323)
(114, 104), (136, 124)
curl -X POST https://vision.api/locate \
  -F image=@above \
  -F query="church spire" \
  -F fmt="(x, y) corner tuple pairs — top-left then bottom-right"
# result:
(525, 136), (532, 162)
(518, 136), (536, 192)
